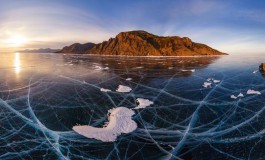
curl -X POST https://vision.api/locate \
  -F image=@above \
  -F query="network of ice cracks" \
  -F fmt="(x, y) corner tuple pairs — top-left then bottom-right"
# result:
(1, 55), (265, 160)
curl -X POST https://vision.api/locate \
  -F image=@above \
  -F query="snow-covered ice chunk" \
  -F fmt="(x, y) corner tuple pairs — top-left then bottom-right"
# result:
(230, 95), (237, 99)
(238, 93), (244, 97)
(230, 93), (244, 99)
(213, 80), (221, 83)
(73, 107), (137, 142)
(100, 88), (111, 92)
(181, 69), (195, 72)
(116, 85), (132, 93)
(207, 78), (213, 82)
(203, 82), (212, 88)
(126, 78), (132, 81)
(247, 89), (261, 95)
(94, 66), (102, 70)
(134, 98), (154, 109)
(136, 67), (143, 69)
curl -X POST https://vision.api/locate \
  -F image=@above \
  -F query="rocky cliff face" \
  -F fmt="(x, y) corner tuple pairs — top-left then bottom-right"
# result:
(59, 31), (227, 56)
(57, 43), (95, 54)
(87, 31), (226, 56)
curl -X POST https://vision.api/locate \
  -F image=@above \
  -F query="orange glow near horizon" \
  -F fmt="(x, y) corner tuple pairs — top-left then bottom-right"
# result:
(6, 35), (28, 48)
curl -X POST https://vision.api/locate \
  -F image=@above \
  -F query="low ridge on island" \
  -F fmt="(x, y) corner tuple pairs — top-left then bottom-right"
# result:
(57, 30), (227, 56)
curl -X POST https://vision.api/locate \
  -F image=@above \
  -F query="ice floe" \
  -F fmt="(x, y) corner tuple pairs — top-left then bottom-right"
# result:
(230, 93), (244, 99)
(100, 88), (111, 92)
(247, 89), (261, 95)
(73, 107), (137, 142)
(134, 98), (154, 109)
(116, 85), (132, 93)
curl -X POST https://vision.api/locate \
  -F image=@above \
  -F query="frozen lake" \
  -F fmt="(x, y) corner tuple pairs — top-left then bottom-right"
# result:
(0, 52), (265, 159)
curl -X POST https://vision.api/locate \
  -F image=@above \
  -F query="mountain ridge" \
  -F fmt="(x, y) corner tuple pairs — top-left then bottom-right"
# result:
(18, 48), (60, 53)
(58, 30), (227, 56)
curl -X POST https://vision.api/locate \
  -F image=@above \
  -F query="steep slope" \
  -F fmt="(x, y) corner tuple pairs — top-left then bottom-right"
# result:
(86, 30), (227, 56)
(57, 43), (96, 54)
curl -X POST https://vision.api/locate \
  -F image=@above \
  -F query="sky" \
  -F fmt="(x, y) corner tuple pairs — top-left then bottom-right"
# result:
(0, 0), (265, 54)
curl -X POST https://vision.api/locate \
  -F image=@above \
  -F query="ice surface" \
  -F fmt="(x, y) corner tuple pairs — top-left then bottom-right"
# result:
(247, 89), (261, 95)
(134, 98), (154, 109)
(3, 54), (265, 159)
(116, 85), (132, 93)
(73, 107), (137, 142)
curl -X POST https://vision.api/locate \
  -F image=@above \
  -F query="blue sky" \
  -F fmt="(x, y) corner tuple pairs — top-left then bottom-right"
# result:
(0, 0), (265, 54)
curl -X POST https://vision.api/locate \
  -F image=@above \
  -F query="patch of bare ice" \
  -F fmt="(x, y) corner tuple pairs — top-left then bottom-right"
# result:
(73, 107), (137, 142)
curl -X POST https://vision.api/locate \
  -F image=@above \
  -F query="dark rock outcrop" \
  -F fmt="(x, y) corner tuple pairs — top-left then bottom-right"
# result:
(86, 30), (227, 56)
(57, 43), (96, 54)
(259, 63), (265, 72)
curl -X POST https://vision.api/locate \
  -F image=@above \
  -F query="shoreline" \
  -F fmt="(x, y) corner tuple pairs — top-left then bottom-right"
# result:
(59, 53), (228, 58)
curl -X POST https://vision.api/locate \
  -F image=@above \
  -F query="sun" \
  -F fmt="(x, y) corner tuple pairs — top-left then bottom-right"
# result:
(6, 35), (28, 47)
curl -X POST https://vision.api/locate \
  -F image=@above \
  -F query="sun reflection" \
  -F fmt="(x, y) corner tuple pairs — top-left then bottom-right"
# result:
(14, 52), (21, 74)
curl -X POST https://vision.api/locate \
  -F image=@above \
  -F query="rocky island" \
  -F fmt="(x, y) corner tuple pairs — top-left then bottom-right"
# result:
(57, 30), (227, 56)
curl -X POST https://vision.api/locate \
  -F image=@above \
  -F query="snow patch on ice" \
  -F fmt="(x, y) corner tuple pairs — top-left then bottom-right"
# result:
(116, 85), (132, 93)
(135, 67), (143, 69)
(203, 82), (212, 88)
(73, 107), (137, 142)
(181, 69), (195, 72)
(203, 78), (221, 88)
(247, 89), (261, 95)
(213, 80), (220, 83)
(134, 98), (154, 109)
(230, 93), (244, 99)
(100, 88), (111, 92)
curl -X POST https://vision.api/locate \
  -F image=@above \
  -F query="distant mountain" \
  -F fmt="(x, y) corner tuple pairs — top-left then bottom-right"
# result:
(18, 48), (60, 53)
(56, 43), (96, 54)
(59, 30), (227, 56)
